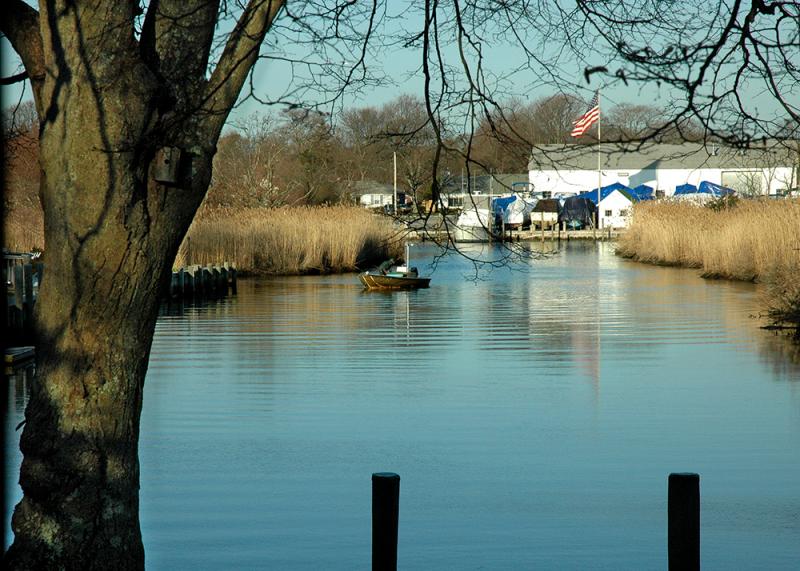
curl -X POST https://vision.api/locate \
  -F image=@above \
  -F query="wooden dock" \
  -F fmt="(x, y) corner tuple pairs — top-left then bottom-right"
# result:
(413, 226), (625, 243)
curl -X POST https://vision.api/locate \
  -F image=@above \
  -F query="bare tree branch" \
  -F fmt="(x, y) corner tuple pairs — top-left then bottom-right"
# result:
(0, 71), (29, 86)
(204, 0), (285, 136)
(144, 0), (221, 87)
(0, 0), (45, 104)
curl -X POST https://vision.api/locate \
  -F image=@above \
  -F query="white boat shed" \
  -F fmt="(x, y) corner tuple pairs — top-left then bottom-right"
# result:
(528, 142), (798, 197)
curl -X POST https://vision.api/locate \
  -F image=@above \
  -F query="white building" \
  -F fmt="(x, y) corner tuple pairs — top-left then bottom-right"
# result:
(354, 181), (399, 209)
(528, 142), (798, 197)
(597, 188), (634, 229)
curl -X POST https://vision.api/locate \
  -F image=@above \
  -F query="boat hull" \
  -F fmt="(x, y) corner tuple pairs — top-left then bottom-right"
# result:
(453, 225), (491, 243)
(359, 272), (431, 289)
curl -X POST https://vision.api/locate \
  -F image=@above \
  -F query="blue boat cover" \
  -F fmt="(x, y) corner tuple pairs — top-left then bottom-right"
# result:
(492, 195), (517, 216)
(492, 195), (517, 214)
(698, 181), (735, 196)
(577, 182), (634, 204)
(675, 181), (735, 196)
(629, 184), (654, 200)
(674, 183), (698, 195)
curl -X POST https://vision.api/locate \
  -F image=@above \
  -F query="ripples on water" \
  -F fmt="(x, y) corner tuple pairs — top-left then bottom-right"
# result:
(4, 242), (800, 568)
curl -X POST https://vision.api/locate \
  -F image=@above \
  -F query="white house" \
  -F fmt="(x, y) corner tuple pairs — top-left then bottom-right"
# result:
(574, 183), (635, 229)
(597, 188), (634, 229)
(354, 181), (400, 209)
(528, 142), (798, 197)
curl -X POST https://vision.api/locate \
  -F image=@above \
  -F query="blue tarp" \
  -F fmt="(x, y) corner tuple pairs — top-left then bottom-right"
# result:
(698, 181), (735, 196)
(674, 183), (698, 195)
(675, 181), (735, 196)
(577, 182), (633, 204)
(629, 184), (654, 201)
(491, 196), (516, 216)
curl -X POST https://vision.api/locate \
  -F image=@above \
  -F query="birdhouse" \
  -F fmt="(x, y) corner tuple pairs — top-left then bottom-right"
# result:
(153, 147), (182, 184)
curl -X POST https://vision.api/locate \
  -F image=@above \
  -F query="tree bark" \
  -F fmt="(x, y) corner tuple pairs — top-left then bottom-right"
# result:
(2, 1), (282, 567)
(4, 74), (214, 571)
(3, 3), (210, 568)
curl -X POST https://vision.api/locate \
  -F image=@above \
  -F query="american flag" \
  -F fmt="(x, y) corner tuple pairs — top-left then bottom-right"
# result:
(570, 91), (600, 137)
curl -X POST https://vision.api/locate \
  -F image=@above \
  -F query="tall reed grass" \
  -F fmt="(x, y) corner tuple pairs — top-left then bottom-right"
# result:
(174, 205), (404, 274)
(618, 199), (800, 332)
(3, 206), (45, 252)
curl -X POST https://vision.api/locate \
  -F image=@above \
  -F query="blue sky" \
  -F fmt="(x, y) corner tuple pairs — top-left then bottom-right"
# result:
(2, 3), (795, 133)
(0, 5), (668, 125)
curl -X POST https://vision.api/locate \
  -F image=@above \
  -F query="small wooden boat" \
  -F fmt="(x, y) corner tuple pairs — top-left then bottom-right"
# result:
(359, 246), (431, 289)
(359, 267), (431, 289)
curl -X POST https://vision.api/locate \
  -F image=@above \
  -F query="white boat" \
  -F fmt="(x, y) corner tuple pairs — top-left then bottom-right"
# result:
(453, 207), (491, 242)
(502, 196), (535, 229)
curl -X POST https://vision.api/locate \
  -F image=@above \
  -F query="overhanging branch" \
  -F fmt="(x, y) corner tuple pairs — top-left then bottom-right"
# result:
(0, 0), (45, 101)
(1, 71), (29, 86)
(203, 0), (285, 136)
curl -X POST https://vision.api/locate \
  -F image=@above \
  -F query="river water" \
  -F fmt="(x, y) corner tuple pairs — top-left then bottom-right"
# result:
(4, 242), (800, 568)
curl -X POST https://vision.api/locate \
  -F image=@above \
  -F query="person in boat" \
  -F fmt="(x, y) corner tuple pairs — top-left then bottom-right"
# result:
(377, 258), (395, 275)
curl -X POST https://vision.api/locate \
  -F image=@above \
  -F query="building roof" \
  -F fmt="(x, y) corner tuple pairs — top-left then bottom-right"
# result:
(353, 180), (395, 196)
(444, 173), (530, 195)
(528, 141), (797, 171)
(577, 183), (634, 205)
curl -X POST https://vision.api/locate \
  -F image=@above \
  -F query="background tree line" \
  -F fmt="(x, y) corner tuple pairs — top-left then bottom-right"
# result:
(4, 94), (704, 218)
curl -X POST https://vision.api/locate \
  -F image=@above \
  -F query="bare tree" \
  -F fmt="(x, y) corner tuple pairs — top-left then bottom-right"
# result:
(0, 1), (376, 568)
(208, 113), (291, 207)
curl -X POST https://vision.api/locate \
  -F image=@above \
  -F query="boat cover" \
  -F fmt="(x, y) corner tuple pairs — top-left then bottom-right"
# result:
(532, 198), (560, 213)
(674, 183), (698, 195)
(577, 182), (634, 204)
(559, 196), (595, 228)
(491, 196), (516, 217)
(504, 197), (534, 225)
(698, 181), (735, 196)
(629, 184), (654, 200)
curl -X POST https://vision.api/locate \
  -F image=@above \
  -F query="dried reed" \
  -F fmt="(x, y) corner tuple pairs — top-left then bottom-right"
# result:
(618, 198), (800, 332)
(174, 205), (404, 274)
(3, 206), (45, 252)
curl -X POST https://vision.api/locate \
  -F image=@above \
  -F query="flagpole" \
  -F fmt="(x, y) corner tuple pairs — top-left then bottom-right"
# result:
(597, 91), (602, 231)
(393, 151), (397, 214)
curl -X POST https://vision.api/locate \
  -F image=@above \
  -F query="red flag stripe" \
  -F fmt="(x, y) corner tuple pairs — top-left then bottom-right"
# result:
(570, 92), (600, 137)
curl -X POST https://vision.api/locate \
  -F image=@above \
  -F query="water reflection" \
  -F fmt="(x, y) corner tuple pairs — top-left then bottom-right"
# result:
(5, 242), (800, 567)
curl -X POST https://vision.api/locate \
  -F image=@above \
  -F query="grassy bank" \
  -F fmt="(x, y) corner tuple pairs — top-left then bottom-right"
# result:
(617, 199), (800, 334)
(174, 205), (404, 275)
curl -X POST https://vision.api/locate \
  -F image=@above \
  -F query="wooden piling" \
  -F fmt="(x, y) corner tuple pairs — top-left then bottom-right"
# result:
(22, 263), (34, 326)
(183, 267), (195, 296)
(164, 262), (236, 300)
(170, 270), (180, 298)
(372, 472), (400, 571)
(668, 472), (700, 571)
(13, 265), (24, 311)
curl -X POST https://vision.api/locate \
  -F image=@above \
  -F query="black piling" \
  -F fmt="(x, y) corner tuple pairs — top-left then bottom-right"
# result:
(372, 472), (400, 571)
(668, 472), (700, 571)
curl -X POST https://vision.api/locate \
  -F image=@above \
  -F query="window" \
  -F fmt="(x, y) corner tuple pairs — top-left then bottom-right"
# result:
(620, 209), (629, 216)
(604, 210), (612, 217)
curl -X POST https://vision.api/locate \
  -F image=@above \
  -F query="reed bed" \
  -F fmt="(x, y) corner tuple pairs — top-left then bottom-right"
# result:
(3, 206), (45, 252)
(618, 199), (800, 332)
(174, 205), (404, 275)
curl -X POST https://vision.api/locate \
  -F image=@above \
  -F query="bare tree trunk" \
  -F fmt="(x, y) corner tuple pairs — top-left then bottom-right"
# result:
(4, 107), (212, 569)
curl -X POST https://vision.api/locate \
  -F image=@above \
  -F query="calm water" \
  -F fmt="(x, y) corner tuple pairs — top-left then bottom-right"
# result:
(5, 242), (800, 568)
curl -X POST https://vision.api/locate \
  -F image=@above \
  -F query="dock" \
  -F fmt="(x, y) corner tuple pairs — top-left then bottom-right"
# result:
(411, 226), (625, 243)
